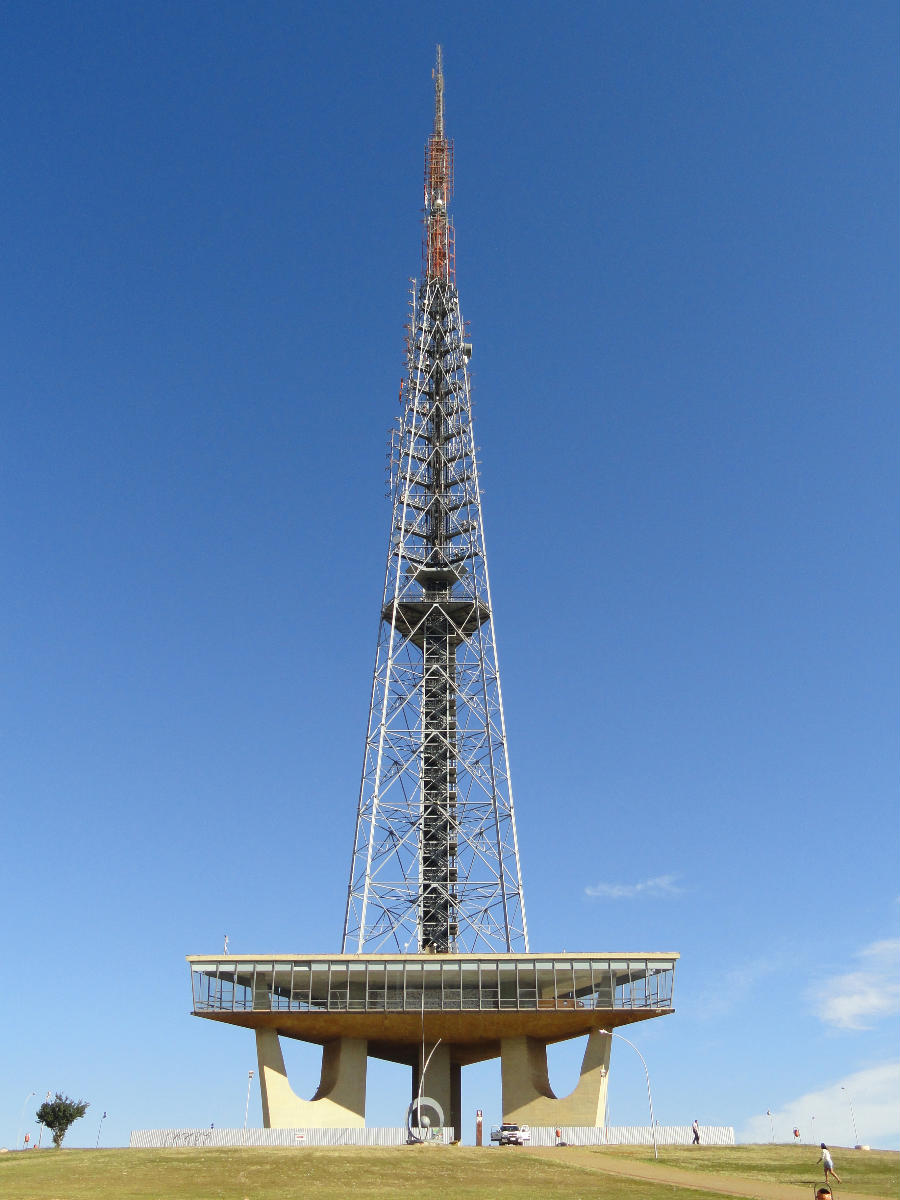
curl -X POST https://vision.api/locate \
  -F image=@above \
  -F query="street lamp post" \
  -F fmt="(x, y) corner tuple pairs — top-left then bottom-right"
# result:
(411, 1038), (443, 1140)
(407, 986), (444, 1142)
(841, 1086), (860, 1147)
(37, 1092), (52, 1148)
(243, 1070), (255, 1141)
(95, 1112), (107, 1149)
(766, 1110), (774, 1142)
(17, 1091), (36, 1150)
(599, 1029), (658, 1160)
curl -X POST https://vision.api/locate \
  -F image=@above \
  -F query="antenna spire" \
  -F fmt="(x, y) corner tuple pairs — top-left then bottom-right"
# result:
(433, 44), (444, 138)
(425, 46), (453, 281)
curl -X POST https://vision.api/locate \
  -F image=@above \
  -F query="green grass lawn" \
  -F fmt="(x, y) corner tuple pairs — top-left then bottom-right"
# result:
(0, 1145), (745, 1200)
(583, 1142), (899, 1197)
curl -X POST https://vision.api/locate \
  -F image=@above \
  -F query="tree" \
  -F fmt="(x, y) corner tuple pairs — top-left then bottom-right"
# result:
(35, 1093), (90, 1148)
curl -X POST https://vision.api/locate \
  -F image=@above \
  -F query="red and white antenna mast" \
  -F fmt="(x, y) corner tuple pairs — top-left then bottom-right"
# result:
(424, 45), (455, 282)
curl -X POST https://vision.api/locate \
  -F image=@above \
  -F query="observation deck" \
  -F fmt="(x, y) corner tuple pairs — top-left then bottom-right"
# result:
(188, 951), (677, 1067)
(383, 596), (490, 645)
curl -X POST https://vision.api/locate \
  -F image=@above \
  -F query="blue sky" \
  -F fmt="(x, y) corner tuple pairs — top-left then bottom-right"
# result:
(2, 0), (897, 1152)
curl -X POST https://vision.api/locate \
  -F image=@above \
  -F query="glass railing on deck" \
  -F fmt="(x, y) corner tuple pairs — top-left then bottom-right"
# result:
(191, 960), (674, 1014)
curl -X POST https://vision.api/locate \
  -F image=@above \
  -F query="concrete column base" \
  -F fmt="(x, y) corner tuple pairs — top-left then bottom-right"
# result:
(255, 1029), (367, 1129)
(412, 1043), (461, 1134)
(500, 1030), (610, 1126)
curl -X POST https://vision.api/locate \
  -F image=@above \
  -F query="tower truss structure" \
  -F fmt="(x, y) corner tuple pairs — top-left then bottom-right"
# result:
(189, 49), (679, 1137)
(343, 48), (527, 955)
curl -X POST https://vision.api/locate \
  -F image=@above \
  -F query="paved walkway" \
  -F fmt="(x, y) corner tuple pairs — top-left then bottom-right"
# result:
(531, 1147), (879, 1200)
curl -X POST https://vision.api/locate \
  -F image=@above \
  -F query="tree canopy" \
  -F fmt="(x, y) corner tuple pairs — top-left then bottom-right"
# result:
(35, 1093), (90, 1148)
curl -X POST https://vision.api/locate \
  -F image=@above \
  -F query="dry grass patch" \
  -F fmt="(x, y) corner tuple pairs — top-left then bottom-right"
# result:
(0, 1145), (743, 1200)
(587, 1143), (899, 1197)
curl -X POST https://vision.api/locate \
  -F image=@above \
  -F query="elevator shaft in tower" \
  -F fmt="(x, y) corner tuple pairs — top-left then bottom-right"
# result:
(419, 307), (460, 952)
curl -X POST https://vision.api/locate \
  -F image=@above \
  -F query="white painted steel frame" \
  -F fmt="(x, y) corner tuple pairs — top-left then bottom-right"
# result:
(342, 271), (527, 954)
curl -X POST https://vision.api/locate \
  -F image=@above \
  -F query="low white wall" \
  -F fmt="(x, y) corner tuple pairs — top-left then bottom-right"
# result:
(526, 1125), (736, 1147)
(130, 1127), (455, 1148)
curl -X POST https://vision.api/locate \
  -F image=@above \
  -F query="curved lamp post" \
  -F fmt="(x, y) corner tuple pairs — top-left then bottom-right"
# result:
(242, 1069), (255, 1146)
(37, 1091), (52, 1148)
(17, 1091), (36, 1150)
(408, 1038), (444, 1142)
(599, 1029), (658, 1160)
(840, 1086), (860, 1147)
(244, 1070), (254, 1130)
(408, 986), (444, 1142)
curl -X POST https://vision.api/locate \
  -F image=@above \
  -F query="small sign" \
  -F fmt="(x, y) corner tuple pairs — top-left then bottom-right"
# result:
(295, 1133), (305, 1143)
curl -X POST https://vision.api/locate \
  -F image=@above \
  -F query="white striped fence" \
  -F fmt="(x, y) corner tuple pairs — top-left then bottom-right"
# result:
(526, 1125), (735, 1147)
(130, 1127), (456, 1148)
(130, 1123), (733, 1149)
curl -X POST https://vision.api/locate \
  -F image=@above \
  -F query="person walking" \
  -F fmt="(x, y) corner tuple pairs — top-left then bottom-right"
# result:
(691, 1119), (700, 1145)
(817, 1144), (841, 1184)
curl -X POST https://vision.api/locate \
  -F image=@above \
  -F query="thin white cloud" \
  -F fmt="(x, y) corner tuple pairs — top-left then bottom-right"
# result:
(585, 873), (683, 900)
(740, 1062), (900, 1150)
(692, 954), (782, 1019)
(813, 939), (900, 1031)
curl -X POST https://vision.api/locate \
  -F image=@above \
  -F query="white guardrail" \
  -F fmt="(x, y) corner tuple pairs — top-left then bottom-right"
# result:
(130, 1127), (456, 1148)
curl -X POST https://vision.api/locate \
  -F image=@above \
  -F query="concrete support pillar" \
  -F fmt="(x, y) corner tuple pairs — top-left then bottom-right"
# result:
(412, 1043), (461, 1135)
(255, 1029), (367, 1129)
(500, 1030), (611, 1127)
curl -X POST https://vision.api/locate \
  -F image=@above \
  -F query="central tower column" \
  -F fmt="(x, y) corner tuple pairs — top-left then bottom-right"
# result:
(419, 288), (461, 952)
(412, 1043), (462, 1134)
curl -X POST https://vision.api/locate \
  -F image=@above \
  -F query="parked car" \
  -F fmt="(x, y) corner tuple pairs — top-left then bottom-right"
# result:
(490, 1123), (531, 1146)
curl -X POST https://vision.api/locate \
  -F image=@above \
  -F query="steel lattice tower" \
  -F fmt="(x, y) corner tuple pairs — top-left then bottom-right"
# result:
(343, 48), (528, 956)
(189, 50), (678, 1134)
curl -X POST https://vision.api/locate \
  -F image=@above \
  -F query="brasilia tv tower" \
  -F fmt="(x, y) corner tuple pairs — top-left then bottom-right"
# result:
(186, 48), (678, 1144)
(342, 44), (526, 960)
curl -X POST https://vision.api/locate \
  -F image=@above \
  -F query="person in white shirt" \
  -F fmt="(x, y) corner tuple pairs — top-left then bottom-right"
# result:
(817, 1143), (841, 1184)
(691, 1119), (700, 1145)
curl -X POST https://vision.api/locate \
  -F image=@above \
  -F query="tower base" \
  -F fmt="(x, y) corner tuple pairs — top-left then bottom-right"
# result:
(413, 1042), (462, 1132)
(256, 1030), (366, 1128)
(500, 1030), (610, 1125)
(188, 951), (676, 1131)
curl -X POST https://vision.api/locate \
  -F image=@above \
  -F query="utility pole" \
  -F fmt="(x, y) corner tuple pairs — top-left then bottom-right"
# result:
(17, 1092), (35, 1151)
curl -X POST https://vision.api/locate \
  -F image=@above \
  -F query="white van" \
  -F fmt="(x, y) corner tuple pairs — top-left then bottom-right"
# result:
(490, 1123), (531, 1146)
